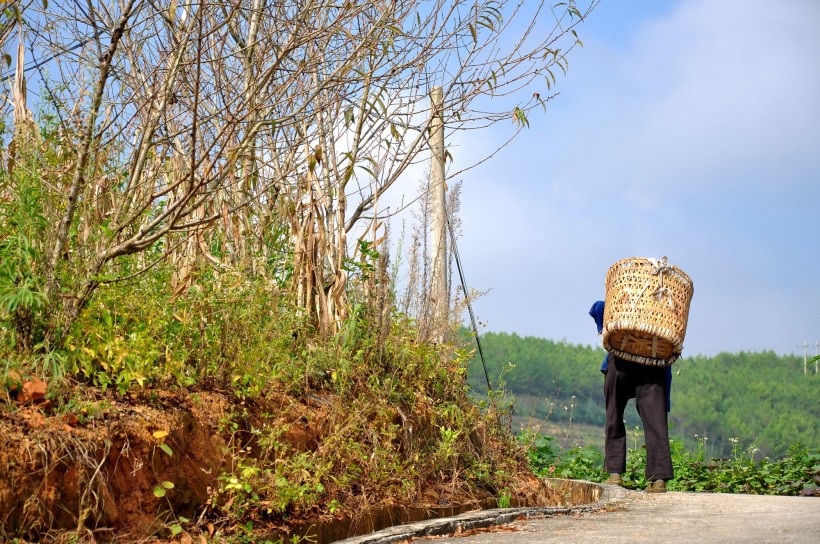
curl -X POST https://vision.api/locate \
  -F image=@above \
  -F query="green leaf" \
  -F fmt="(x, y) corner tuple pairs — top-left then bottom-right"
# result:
(170, 524), (183, 536)
(357, 164), (377, 179)
(159, 443), (173, 457)
(512, 107), (529, 128)
(161, 480), (175, 489)
(153, 486), (166, 498)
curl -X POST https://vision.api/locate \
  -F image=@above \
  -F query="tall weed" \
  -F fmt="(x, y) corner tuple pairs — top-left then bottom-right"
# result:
(0, 148), (49, 352)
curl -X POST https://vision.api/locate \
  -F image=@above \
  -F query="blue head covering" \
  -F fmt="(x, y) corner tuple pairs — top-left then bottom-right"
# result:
(589, 300), (605, 334)
(590, 301), (608, 373)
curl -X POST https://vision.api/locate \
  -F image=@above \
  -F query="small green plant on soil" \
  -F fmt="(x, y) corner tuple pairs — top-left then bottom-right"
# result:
(527, 434), (605, 482)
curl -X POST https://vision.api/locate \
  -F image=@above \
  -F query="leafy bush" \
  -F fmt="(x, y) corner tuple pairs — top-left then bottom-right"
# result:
(670, 438), (819, 495)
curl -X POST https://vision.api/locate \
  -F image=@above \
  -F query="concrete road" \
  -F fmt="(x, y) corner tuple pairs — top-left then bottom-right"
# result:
(337, 487), (820, 544)
(427, 491), (820, 544)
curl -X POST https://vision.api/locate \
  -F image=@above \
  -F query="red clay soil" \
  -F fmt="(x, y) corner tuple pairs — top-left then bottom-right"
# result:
(1, 381), (233, 541)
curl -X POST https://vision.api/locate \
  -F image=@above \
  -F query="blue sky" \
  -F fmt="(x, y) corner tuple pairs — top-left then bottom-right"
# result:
(400, 0), (820, 357)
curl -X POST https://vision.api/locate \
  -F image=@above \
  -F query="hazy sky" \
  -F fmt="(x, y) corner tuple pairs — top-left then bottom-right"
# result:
(393, 0), (820, 357)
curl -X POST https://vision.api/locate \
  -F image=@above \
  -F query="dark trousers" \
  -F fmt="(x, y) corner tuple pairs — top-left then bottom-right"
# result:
(604, 354), (674, 481)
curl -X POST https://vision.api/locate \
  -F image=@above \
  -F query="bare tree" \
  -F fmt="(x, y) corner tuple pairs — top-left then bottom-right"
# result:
(3, 0), (598, 337)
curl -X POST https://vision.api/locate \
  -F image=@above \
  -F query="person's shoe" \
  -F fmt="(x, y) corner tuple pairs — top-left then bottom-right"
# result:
(604, 473), (623, 486)
(646, 480), (667, 493)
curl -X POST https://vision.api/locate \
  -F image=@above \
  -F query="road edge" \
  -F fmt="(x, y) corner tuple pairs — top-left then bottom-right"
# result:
(334, 480), (630, 544)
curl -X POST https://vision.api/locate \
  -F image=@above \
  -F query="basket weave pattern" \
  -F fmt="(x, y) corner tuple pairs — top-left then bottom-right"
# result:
(603, 257), (694, 366)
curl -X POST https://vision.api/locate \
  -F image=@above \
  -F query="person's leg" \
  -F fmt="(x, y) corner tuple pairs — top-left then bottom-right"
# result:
(635, 367), (674, 482)
(604, 355), (633, 475)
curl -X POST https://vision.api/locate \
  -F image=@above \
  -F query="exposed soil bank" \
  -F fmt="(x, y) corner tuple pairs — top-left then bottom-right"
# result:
(0, 382), (572, 543)
(1, 389), (231, 540)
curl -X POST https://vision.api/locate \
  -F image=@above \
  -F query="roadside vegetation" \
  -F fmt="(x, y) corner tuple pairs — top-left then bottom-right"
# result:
(528, 434), (820, 496)
(0, 207), (542, 542)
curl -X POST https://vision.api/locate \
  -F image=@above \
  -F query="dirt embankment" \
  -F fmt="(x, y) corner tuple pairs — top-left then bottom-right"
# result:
(1, 379), (237, 540)
(1, 376), (559, 543)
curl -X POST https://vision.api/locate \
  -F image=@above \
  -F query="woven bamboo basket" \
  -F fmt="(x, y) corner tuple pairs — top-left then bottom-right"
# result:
(603, 257), (694, 366)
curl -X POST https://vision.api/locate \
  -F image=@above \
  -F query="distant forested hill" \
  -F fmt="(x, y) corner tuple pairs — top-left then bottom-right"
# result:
(465, 332), (820, 458)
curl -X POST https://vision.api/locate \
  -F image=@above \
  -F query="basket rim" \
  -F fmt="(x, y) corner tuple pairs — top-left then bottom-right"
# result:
(606, 256), (694, 291)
